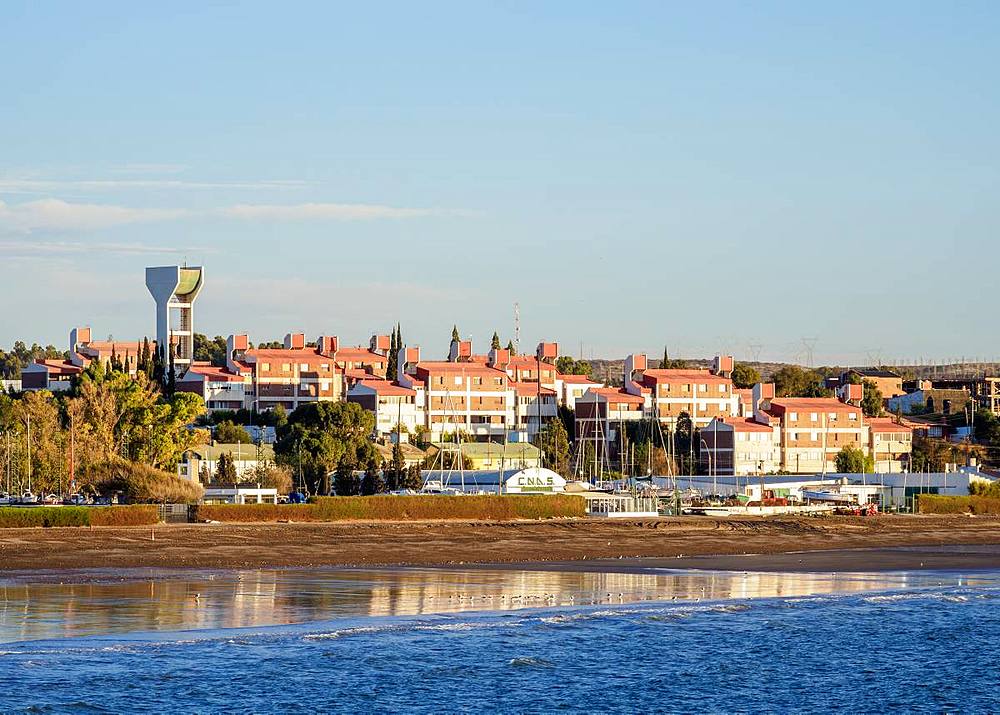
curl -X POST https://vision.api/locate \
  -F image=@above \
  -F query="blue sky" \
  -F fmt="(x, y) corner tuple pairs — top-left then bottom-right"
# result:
(1, 1), (998, 365)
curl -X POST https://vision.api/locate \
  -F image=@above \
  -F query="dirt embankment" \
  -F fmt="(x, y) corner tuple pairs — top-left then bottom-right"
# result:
(1, 515), (999, 572)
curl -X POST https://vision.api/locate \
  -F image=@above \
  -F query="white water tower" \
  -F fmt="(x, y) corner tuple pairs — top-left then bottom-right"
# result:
(145, 265), (204, 375)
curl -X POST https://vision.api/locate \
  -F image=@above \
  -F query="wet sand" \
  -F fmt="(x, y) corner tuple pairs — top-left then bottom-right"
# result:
(1, 514), (999, 573)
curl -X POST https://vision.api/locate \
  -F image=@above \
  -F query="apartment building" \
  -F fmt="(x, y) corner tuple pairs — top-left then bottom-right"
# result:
(347, 379), (421, 437)
(22, 326), (147, 391)
(842, 368), (905, 399)
(231, 332), (390, 412)
(622, 353), (740, 429)
(767, 397), (866, 473)
(176, 361), (251, 411)
(558, 373), (605, 410)
(574, 388), (645, 460)
(867, 418), (914, 473)
(396, 345), (515, 442)
(699, 416), (782, 476)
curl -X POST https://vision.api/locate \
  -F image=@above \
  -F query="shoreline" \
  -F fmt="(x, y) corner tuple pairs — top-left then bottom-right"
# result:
(2, 514), (1000, 576)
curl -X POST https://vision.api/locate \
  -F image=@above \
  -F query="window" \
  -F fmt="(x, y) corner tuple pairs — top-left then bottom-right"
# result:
(682, 384), (690, 393)
(810, 413), (818, 422)
(718, 384), (726, 393)
(849, 412), (858, 420)
(261, 363), (270, 371)
(454, 376), (462, 386)
(700, 384), (708, 392)
(789, 412), (798, 421)
(281, 363), (290, 372)
(300, 363), (309, 371)
(810, 432), (818, 441)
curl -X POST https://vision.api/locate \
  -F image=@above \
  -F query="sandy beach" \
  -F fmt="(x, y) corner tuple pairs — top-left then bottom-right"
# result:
(1, 514), (999, 573)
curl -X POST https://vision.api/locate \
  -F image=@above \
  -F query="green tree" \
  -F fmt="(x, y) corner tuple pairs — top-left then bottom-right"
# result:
(731, 363), (761, 389)
(451, 325), (460, 343)
(273, 401), (377, 496)
(660, 347), (687, 369)
(505, 340), (516, 356)
(360, 461), (385, 495)
(538, 418), (571, 476)
(193, 334), (228, 367)
(835, 445), (874, 473)
(402, 463), (424, 490)
(860, 379), (884, 417)
(555, 356), (592, 377)
(216, 451), (237, 485)
(385, 441), (407, 491)
(333, 460), (361, 496)
(772, 365), (832, 397)
(214, 420), (253, 444)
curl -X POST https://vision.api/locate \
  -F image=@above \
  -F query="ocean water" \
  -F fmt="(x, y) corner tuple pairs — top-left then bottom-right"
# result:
(0, 566), (998, 713)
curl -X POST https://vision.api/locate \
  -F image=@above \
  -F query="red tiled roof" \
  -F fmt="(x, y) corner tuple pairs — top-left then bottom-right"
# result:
(511, 382), (556, 397)
(184, 363), (246, 383)
(591, 388), (644, 404)
(356, 379), (416, 397)
(641, 369), (729, 384)
(415, 361), (508, 377)
(719, 416), (774, 433)
(32, 359), (83, 376)
(559, 373), (600, 384)
(867, 418), (913, 433)
(768, 398), (860, 414)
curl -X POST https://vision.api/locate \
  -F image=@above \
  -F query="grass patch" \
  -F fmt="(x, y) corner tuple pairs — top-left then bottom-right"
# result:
(192, 494), (586, 523)
(917, 495), (1000, 515)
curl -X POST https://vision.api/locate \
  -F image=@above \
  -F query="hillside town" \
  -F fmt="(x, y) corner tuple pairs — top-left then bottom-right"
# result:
(3, 264), (1000, 515)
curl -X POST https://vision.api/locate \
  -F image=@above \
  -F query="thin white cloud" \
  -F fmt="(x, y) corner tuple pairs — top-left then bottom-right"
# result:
(0, 178), (308, 194)
(217, 202), (447, 221)
(0, 238), (195, 257)
(0, 198), (457, 233)
(0, 199), (187, 232)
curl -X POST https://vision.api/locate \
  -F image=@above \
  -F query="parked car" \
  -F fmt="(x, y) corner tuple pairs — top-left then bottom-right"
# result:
(0, 492), (12, 505)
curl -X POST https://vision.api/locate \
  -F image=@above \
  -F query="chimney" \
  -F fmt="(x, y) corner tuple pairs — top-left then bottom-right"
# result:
(316, 335), (339, 357)
(712, 355), (734, 378)
(624, 353), (647, 386)
(536, 342), (558, 364)
(489, 347), (511, 371)
(69, 327), (92, 368)
(751, 382), (775, 415)
(283, 332), (305, 350)
(449, 339), (472, 362)
(227, 334), (249, 374)
(398, 346), (420, 377)
(370, 334), (391, 356)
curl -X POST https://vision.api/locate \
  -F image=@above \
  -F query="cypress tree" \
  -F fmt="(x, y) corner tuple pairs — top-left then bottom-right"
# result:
(451, 325), (460, 343)
(491, 332), (501, 351)
(506, 340), (516, 356)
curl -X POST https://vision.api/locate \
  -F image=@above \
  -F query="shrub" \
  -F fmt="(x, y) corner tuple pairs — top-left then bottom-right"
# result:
(190, 494), (586, 523)
(192, 503), (316, 523)
(917, 495), (1000, 515)
(0, 505), (160, 528)
(90, 505), (160, 526)
(80, 459), (204, 504)
(0, 507), (91, 528)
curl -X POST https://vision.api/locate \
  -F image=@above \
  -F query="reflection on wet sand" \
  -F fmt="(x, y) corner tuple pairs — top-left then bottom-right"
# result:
(0, 567), (990, 643)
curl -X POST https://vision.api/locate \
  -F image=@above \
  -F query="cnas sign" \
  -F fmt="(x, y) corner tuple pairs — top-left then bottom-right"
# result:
(504, 469), (566, 493)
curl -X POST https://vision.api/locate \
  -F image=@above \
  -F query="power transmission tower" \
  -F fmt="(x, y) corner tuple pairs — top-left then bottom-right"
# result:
(801, 337), (818, 368)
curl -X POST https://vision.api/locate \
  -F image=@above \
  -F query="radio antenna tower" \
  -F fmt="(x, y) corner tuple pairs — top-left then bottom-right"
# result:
(513, 302), (520, 353)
